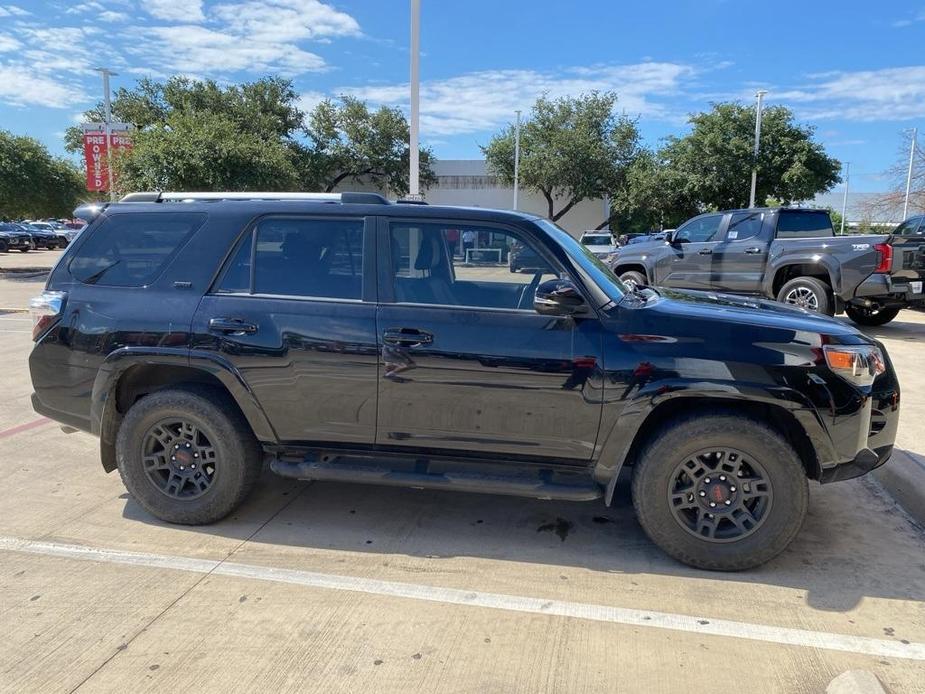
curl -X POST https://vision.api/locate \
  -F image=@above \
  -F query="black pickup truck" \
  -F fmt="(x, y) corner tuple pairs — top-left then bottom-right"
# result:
(609, 208), (925, 326)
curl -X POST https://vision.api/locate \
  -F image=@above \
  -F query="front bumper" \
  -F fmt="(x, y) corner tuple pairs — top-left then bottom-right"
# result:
(819, 444), (893, 483)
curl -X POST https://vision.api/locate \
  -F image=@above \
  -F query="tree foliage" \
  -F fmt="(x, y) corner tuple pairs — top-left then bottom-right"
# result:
(303, 96), (435, 194)
(0, 130), (84, 218)
(607, 149), (699, 232)
(483, 92), (641, 221)
(660, 103), (841, 211)
(65, 77), (434, 196)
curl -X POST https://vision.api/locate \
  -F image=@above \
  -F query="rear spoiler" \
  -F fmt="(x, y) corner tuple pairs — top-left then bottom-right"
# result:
(73, 202), (110, 224)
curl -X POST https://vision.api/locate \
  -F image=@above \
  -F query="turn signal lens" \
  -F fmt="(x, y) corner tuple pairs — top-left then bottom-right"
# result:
(822, 344), (886, 386)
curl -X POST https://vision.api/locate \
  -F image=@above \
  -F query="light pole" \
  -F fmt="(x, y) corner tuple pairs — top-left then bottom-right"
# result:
(748, 89), (768, 209)
(903, 127), (917, 221)
(95, 67), (118, 201)
(513, 110), (521, 210)
(840, 161), (850, 234)
(408, 0), (421, 199)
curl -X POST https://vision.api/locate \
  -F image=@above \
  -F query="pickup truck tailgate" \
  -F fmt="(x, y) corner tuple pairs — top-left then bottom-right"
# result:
(892, 236), (925, 281)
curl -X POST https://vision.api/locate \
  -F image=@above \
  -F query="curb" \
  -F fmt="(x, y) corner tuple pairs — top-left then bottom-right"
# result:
(873, 449), (925, 528)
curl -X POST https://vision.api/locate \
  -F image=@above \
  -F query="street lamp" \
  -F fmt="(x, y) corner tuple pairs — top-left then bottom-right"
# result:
(903, 127), (918, 221)
(748, 90), (768, 209)
(408, 0), (421, 199)
(95, 67), (118, 202)
(513, 110), (521, 210)
(840, 161), (850, 234)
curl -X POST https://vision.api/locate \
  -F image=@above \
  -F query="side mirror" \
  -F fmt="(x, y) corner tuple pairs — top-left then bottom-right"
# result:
(534, 278), (588, 316)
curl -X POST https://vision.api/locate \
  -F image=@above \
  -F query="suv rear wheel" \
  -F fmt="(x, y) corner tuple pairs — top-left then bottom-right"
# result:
(632, 413), (808, 571)
(845, 304), (901, 326)
(777, 277), (834, 315)
(116, 387), (262, 524)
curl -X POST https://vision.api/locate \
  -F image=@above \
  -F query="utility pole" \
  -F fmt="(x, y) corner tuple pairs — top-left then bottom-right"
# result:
(408, 0), (421, 199)
(903, 127), (917, 221)
(840, 161), (850, 234)
(748, 89), (768, 209)
(513, 110), (521, 210)
(95, 67), (118, 201)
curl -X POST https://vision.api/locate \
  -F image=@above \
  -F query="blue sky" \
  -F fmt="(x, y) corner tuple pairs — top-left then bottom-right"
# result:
(0, 0), (922, 192)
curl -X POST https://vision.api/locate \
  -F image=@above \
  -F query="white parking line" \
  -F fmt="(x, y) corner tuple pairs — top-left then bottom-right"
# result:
(2, 535), (924, 661)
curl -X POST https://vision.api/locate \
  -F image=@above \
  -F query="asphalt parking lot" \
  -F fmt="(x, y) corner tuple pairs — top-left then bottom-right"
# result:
(2, 254), (925, 693)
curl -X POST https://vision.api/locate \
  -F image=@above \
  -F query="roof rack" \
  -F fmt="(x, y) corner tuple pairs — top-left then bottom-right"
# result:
(118, 191), (390, 205)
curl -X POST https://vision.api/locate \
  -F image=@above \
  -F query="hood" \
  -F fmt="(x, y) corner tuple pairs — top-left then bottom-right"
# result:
(640, 288), (865, 339)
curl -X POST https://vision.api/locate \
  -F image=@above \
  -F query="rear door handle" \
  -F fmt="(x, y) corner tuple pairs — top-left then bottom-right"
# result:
(209, 317), (258, 335)
(744, 247), (763, 255)
(383, 328), (433, 347)
(698, 248), (713, 255)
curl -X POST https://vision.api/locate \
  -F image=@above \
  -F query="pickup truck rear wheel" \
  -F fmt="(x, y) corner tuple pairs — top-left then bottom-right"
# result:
(631, 413), (808, 571)
(845, 304), (901, 326)
(116, 386), (262, 525)
(619, 270), (647, 289)
(777, 277), (834, 315)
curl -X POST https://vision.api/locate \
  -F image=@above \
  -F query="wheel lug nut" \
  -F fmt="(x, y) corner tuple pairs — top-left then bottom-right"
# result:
(186, 443), (191, 448)
(709, 502), (716, 508)
(704, 477), (711, 483)
(180, 465), (185, 470)
(719, 475), (726, 481)
(171, 456), (175, 461)
(724, 500), (731, 506)
(730, 486), (736, 492)
(699, 491), (706, 497)
(193, 453), (199, 458)
(174, 444), (179, 449)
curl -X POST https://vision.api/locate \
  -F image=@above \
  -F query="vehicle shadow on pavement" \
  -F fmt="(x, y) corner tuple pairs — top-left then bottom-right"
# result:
(119, 467), (925, 614)
(836, 314), (925, 342)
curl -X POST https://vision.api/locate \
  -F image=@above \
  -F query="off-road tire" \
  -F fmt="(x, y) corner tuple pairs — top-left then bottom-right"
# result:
(619, 270), (647, 289)
(116, 386), (262, 525)
(845, 304), (901, 327)
(632, 413), (808, 571)
(777, 276), (834, 315)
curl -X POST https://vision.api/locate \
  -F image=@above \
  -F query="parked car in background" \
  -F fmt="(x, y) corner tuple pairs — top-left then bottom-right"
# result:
(578, 231), (616, 258)
(18, 223), (60, 249)
(0, 223), (34, 252)
(28, 191), (901, 571)
(28, 221), (75, 247)
(508, 238), (547, 272)
(608, 207), (925, 326)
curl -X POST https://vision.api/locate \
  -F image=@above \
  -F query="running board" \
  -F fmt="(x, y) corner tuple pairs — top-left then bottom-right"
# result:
(269, 459), (603, 502)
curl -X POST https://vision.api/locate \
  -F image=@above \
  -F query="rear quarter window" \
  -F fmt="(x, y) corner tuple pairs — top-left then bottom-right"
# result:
(69, 212), (206, 287)
(775, 211), (834, 239)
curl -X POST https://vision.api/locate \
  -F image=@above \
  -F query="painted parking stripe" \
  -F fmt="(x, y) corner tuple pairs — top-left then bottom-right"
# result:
(1, 535), (923, 662)
(0, 418), (51, 438)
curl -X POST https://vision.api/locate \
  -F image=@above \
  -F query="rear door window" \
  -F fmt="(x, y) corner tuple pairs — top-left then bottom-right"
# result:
(726, 212), (764, 241)
(69, 212), (205, 286)
(775, 211), (834, 238)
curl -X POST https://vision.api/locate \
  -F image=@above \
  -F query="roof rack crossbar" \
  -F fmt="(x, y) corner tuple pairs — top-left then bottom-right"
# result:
(118, 191), (390, 205)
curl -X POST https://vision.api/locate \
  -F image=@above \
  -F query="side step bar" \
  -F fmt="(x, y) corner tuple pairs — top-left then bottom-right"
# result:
(269, 459), (603, 502)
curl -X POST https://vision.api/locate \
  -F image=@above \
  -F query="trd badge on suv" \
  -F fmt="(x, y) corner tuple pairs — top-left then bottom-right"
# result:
(28, 192), (900, 571)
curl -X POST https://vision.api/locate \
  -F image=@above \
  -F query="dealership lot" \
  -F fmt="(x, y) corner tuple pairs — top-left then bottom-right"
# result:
(2, 267), (925, 693)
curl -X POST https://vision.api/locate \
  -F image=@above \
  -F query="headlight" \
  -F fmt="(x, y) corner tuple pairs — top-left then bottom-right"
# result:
(822, 344), (886, 387)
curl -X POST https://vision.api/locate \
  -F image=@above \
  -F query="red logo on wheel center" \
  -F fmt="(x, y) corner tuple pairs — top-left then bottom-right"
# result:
(711, 485), (726, 502)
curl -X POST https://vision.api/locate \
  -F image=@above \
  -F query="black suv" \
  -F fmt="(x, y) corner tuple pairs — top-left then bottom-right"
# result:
(28, 192), (900, 571)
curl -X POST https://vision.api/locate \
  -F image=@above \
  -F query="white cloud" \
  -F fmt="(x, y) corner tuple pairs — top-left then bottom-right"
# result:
(0, 34), (21, 52)
(129, 24), (328, 75)
(777, 66), (925, 121)
(0, 4), (29, 17)
(893, 8), (925, 27)
(212, 0), (360, 42)
(297, 90), (327, 115)
(99, 10), (128, 22)
(339, 62), (696, 137)
(145, 0), (204, 22)
(0, 65), (86, 107)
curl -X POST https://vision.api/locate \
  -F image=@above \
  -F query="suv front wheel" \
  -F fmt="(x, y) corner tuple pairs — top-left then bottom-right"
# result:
(116, 386), (262, 525)
(632, 413), (808, 571)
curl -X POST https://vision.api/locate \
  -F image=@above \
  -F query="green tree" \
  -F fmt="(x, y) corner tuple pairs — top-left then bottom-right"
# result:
(483, 92), (641, 221)
(607, 149), (700, 233)
(0, 130), (84, 218)
(661, 103), (841, 210)
(302, 96), (436, 195)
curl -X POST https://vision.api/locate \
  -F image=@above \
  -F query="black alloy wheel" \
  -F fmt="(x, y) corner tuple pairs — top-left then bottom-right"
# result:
(141, 418), (218, 500)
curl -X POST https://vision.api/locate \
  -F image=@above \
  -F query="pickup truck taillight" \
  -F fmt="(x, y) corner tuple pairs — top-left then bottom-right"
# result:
(29, 291), (66, 341)
(873, 243), (893, 273)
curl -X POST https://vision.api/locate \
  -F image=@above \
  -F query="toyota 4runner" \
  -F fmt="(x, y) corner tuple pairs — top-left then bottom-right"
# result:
(28, 192), (901, 571)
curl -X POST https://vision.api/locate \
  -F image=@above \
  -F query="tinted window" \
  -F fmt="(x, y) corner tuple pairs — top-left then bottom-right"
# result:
(389, 222), (558, 309)
(582, 235), (612, 245)
(246, 217), (364, 299)
(894, 217), (924, 237)
(216, 232), (253, 294)
(675, 215), (724, 243)
(727, 212), (764, 241)
(69, 213), (205, 286)
(0, 224), (14, 231)
(775, 211), (834, 238)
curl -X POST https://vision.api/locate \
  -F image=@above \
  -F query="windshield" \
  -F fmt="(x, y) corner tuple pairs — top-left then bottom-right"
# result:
(581, 234), (612, 245)
(535, 219), (626, 303)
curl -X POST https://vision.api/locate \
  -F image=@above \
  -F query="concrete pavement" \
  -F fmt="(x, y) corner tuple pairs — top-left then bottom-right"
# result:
(2, 274), (925, 693)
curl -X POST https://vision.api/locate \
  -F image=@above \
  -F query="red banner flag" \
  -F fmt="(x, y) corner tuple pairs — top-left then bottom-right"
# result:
(83, 131), (108, 191)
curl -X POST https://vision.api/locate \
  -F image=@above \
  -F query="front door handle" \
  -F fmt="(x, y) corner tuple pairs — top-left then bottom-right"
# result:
(698, 248), (713, 255)
(209, 317), (258, 335)
(744, 247), (763, 255)
(383, 328), (433, 347)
